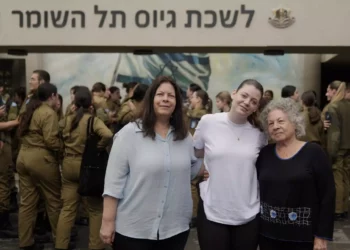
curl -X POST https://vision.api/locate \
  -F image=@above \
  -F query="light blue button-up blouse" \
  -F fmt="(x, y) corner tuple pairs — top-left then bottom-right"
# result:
(103, 122), (202, 240)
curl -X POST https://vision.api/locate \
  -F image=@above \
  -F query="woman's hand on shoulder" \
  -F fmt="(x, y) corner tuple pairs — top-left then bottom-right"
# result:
(203, 170), (209, 181)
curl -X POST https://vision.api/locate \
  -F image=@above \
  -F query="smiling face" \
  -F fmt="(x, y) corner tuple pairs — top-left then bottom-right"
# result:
(153, 82), (176, 119)
(231, 84), (261, 118)
(326, 85), (337, 102)
(267, 109), (296, 142)
(216, 98), (224, 110)
(190, 91), (202, 109)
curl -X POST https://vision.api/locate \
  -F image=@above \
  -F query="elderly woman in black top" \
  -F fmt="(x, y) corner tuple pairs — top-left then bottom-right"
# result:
(257, 98), (335, 250)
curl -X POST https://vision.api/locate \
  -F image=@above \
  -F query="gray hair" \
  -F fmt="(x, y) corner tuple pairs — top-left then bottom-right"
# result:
(259, 98), (305, 138)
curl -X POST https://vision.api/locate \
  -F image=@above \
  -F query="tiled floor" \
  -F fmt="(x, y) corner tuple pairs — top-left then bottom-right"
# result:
(1, 220), (350, 250)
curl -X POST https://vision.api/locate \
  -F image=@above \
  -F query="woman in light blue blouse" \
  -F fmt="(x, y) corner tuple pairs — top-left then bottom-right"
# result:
(100, 76), (203, 250)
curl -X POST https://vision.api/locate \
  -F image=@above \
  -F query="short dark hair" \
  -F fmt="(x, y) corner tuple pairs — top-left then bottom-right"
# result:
(37, 82), (57, 101)
(131, 83), (149, 102)
(109, 86), (120, 93)
(15, 86), (26, 102)
(33, 70), (50, 83)
(122, 82), (138, 94)
(189, 83), (202, 92)
(139, 76), (188, 141)
(281, 85), (296, 98)
(92, 82), (106, 93)
(264, 90), (274, 99)
(70, 85), (80, 95)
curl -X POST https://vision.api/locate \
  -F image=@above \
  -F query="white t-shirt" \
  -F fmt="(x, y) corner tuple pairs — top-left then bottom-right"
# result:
(193, 112), (266, 226)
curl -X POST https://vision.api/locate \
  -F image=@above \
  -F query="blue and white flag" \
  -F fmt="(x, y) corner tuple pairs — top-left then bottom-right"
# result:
(112, 53), (211, 90)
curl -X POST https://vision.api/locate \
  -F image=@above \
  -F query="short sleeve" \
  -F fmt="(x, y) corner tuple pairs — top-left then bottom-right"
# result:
(103, 123), (133, 199)
(193, 115), (208, 150)
(187, 134), (203, 179)
(259, 132), (268, 149)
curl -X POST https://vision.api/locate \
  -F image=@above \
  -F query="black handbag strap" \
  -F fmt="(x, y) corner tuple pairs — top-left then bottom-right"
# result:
(87, 116), (95, 137)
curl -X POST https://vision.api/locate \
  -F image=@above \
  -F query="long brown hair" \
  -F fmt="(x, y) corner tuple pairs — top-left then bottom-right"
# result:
(301, 90), (321, 125)
(18, 83), (57, 137)
(139, 76), (188, 141)
(70, 86), (92, 132)
(236, 79), (264, 131)
(194, 89), (212, 114)
(216, 91), (232, 107)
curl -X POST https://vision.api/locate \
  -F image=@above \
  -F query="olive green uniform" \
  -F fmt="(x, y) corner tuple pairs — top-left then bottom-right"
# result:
(55, 113), (112, 250)
(327, 99), (350, 214)
(65, 103), (74, 118)
(106, 99), (120, 133)
(16, 103), (62, 248)
(93, 95), (109, 125)
(116, 100), (141, 126)
(186, 108), (208, 219)
(0, 99), (18, 215)
(299, 107), (324, 144)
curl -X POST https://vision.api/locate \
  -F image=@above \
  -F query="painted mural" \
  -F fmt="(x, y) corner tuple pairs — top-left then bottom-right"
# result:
(42, 53), (301, 112)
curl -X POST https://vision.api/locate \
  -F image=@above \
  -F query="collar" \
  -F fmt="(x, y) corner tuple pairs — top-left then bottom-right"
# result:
(133, 121), (175, 133)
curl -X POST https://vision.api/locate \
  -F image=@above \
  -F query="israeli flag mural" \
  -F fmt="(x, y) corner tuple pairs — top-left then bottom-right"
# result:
(111, 53), (211, 90)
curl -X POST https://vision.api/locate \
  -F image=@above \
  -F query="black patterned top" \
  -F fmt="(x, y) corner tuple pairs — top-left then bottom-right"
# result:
(257, 142), (335, 242)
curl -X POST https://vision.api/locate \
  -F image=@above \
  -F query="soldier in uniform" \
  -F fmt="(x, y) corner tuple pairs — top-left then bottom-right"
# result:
(116, 83), (148, 132)
(92, 82), (110, 124)
(322, 81), (346, 125)
(106, 86), (121, 133)
(19, 70), (51, 116)
(18, 70), (54, 243)
(121, 82), (138, 104)
(281, 85), (299, 102)
(186, 89), (212, 227)
(16, 83), (62, 250)
(299, 91), (323, 144)
(65, 86), (80, 118)
(0, 92), (19, 238)
(55, 86), (112, 250)
(8, 87), (27, 213)
(327, 86), (350, 221)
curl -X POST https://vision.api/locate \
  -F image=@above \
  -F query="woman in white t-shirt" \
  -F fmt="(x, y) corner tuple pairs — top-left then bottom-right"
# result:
(193, 79), (266, 250)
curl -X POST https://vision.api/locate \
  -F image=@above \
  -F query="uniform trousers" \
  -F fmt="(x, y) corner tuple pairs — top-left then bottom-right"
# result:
(0, 143), (12, 213)
(333, 149), (350, 213)
(55, 156), (104, 250)
(16, 146), (62, 248)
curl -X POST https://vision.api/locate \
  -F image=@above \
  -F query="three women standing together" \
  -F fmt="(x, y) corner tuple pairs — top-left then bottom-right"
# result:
(101, 77), (335, 250)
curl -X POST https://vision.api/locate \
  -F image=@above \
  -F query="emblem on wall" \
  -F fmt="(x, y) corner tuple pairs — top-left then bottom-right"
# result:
(268, 7), (295, 29)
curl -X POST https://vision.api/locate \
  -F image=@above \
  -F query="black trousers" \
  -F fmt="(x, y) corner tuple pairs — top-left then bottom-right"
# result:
(259, 235), (313, 250)
(197, 199), (259, 250)
(113, 230), (189, 250)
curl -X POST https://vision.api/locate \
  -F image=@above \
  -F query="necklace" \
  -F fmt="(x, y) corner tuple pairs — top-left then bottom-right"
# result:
(231, 128), (246, 141)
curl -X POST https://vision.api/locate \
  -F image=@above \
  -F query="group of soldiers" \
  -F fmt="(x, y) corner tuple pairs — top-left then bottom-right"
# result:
(0, 69), (151, 249)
